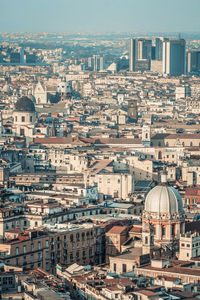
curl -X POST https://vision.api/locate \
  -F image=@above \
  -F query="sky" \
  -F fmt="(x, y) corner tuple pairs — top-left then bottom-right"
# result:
(0, 0), (199, 33)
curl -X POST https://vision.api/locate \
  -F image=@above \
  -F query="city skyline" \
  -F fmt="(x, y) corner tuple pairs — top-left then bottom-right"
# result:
(0, 0), (200, 33)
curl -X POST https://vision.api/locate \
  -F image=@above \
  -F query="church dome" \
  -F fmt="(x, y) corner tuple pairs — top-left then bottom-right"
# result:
(15, 96), (35, 112)
(144, 184), (184, 215)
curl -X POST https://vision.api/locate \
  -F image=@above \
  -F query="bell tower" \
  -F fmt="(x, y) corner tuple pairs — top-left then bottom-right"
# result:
(142, 125), (151, 146)
(142, 222), (154, 255)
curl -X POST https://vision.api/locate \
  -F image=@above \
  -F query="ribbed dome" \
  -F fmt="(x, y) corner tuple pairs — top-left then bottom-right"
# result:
(145, 185), (184, 215)
(15, 96), (35, 112)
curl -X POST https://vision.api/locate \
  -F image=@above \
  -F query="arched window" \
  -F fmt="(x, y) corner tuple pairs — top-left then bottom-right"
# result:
(171, 224), (175, 236)
(162, 226), (165, 236)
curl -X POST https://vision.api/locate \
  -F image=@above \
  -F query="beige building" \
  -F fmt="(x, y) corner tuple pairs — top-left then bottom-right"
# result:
(164, 134), (200, 148)
(96, 172), (133, 199)
(109, 248), (142, 274)
(179, 232), (200, 261)
(106, 226), (128, 260)
(182, 161), (200, 186)
(0, 207), (24, 239)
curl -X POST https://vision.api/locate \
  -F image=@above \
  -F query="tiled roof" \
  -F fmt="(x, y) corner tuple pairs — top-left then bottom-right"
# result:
(106, 226), (127, 235)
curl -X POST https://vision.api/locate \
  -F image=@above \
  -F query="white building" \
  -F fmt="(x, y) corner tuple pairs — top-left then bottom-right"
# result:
(176, 85), (191, 100)
(179, 232), (200, 260)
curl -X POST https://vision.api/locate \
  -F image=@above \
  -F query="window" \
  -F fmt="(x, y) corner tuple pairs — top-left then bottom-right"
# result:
(82, 232), (85, 240)
(70, 234), (73, 242)
(46, 240), (49, 248)
(122, 264), (127, 273)
(21, 116), (25, 122)
(30, 116), (33, 122)
(171, 224), (175, 236)
(162, 226), (165, 236)
(15, 116), (17, 122)
(76, 233), (80, 241)
(23, 245), (26, 253)
(38, 242), (41, 250)
(46, 262), (49, 271)
(16, 247), (19, 255)
(20, 128), (25, 136)
(114, 263), (116, 272)
(145, 236), (148, 244)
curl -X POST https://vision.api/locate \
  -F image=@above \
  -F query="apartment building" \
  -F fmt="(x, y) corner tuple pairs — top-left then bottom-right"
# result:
(0, 223), (105, 274)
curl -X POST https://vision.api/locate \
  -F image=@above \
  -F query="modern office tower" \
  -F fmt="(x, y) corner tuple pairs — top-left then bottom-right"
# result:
(155, 37), (164, 60)
(136, 39), (152, 60)
(187, 50), (200, 73)
(129, 38), (136, 72)
(137, 39), (143, 60)
(100, 56), (104, 71)
(88, 57), (94, 70)
(93, 55), (100, 71)
(162, 39), (186, 76)
(20, 47), (26, 64)
(151, 46), (156, 60)
(92, 55), (103, 71)
(143, 39), (152, 60)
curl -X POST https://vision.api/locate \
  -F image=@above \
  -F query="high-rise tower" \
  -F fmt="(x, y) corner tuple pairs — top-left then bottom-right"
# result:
(162, 39), (185, 76)
(129, 38), (136, 72)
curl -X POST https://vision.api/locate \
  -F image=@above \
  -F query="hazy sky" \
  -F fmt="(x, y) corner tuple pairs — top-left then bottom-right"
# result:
(0, 0), (199, 33)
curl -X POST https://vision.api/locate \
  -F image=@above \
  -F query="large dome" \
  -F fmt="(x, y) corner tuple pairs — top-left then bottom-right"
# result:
(144, 185), (184, 215)
(15, 96), (35, 112)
